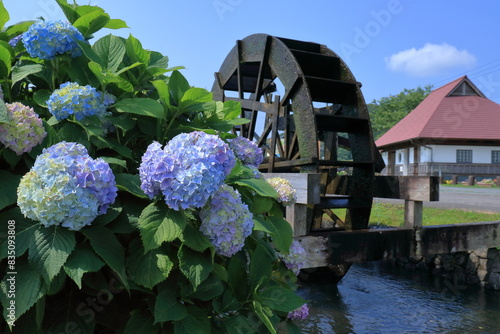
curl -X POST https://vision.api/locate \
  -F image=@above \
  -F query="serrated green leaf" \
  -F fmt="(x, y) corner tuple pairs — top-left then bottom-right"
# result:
(56, 0), (79, 23)
(64, 247), (105, 289)
(0, 170), (21, 211)
(0, 261), (44, 321)
(126, 34), (150, 64)
(259, 286), (306, 312)
(0, 43), (12, 77)
(267, 216), (293, 253)
(115, 173), (147, 198)
(184, 274), (224, 301)
(169, 70), (190, 105)
(101, 156), (127, 169)
(33, 89), (52, 108)
(173, 305), (210, 334)
(126, 239), (169, 289)
(11, 63), (43, 85)
(156, 254), (174, 278)
(0, 207), (38, 260)
(138, 202), (187, 252)
(179, 224), (212, 252)
(28, 226), (76, 283)
(249, 243), (273, 289)
(82, 226), (128, 290)
(233, 178), (278, 198)
(178, 87), (213, 112)
(93, 34), (125, 72)
(125, 311), (158, 334)
(115, 97), (165, 119)
(178, 245), (212, 290)
(152, 79), (170, 107)
(154, 288), (187, 324)
(0, 2), (10, 29)
(105, 19), (129, 30)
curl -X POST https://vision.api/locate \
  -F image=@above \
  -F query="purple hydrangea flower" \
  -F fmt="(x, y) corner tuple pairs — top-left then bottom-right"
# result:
(47, 82), (114, 121)
(139, 131), (236, 210)
(227, 136), (263, 167)
(199, 185), (253, 257)
(266, 177), (297, 206)
(287, 303), (309, 320)
(279, 240), (306, 275)
(17, 142), (117, 230)
(22, 20), (85, 60)
(0, 102), (46, 155)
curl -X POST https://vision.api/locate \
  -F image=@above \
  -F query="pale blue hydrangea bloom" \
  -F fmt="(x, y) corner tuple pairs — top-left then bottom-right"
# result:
(279, 240), (306, 275)
(17, 142), (117, 231)
(139, 131), (236, 210)
(0, 102), (46, 155)
(22, 20), (85, 60)
(287, 303), (309, 320)
(227, 136), (263, 167)
(266, 177), (297, 206)
(47, 82), (114, 121)
(199, 185), (254, 257)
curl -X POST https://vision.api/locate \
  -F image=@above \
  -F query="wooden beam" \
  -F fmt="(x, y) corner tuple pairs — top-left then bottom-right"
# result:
(374, 176), (439, 201)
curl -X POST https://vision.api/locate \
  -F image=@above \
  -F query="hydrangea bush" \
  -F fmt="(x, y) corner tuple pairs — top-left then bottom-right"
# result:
(0, 2), (308, 333)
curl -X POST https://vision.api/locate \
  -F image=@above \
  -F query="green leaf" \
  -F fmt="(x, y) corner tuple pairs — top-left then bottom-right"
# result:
(178, 87), (213, 112)
(90, 204), (122, 227)
(28, 226), (76, 283)
(101, 156), (127, 169)
(64, 247), (105, 289)
(0, 208), (38, 260)
(227, 255), (248, 299)
(33, 89), (51, 108)
(82, 226), (128, 290)
(76, 40), (104, 65)
(249, 243), (273, 289)
(259, 286), (306, 312)
(125, 311), (158, 334)
(126, 238), (169, 289)
(0, 170), (21, 211)
(93, 34), (126, 72)
(178, 245), (212, 290)
(169, 70), (190, 105)
(154, 287), (187, 323)
(221, 315), (255, 334)
(0, 43), (12, 77)
(138, 202), (187, 252)
(267, 216), (293, 253)
(0, 99), (9, 125)
(78, 13), (110, 38)
(0, 1), (10, 29)
(179, 224), (212, 252)
(156, 254), (174, 278)
(233, 178), (278, 198)
(11, 64), (43, 85)
(173, 306), (210, 334)
(56, 0), (79, 23)
(152, 79), (170, 107)
(184, 274), (224, 301)
(105, 19), (129, 30)
(115, 173), (147, 198)
(126, 34), (150, 64)
(0, 261), (44, 321)
(253, 301), (277, 334)
(115, 98), (165, 119)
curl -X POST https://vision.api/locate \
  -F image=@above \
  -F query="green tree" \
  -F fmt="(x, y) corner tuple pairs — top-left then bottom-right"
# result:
(369, 85), (433, 139)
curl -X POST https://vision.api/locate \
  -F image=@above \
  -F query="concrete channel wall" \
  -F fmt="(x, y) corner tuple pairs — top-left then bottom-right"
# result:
(386, 248), (500, 290)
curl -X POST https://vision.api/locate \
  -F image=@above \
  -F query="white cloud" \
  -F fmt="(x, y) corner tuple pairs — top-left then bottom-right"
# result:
(385, 43), (476, 77)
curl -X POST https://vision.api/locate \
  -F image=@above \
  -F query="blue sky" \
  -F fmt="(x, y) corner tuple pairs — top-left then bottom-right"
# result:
(5, 0), (500, 104)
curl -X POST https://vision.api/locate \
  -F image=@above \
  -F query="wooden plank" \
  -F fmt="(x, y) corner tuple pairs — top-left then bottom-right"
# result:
(404, 200), (423, 228)
(286, 204), (308, 237)
(262, 173), (321, 205)
(374, 176), (439, 201)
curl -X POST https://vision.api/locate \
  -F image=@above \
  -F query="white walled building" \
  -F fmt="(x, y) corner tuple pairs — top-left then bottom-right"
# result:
(376, 76), (500, 177)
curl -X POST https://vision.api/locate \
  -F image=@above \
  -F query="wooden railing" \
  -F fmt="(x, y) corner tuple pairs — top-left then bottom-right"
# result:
(381, 163), (500, 176)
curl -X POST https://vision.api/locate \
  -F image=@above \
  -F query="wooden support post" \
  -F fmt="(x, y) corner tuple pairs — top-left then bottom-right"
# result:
(286, 204), (308, 237)
(452, 175), (458, 185)
(404, 200), (423, 228)
(468, 175), (475, 186)
(496, 176), (500, 188)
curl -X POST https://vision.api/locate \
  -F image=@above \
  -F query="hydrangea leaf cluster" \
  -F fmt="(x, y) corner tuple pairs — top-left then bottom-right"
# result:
(22, 20), (85, 60)
(227, 136), (263, 167)
(139, 131), (236, 210)
(17, 142), (117, 231)
(0, 102), (47, 155)
(47, 82), (114, 121)
(287, 303), (309, 320)
(199, 185), (254, 257)
(266, 177), (297, 206)
(279, 240), (306, 275)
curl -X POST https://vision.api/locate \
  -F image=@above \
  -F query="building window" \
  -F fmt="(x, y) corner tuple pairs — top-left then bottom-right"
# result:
(492, 151), (500, 164)
(456, 150), (472, 163)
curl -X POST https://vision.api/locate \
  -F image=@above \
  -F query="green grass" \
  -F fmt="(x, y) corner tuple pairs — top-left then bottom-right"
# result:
(441, 184), (498, 188)
(368, 203), (500, 227)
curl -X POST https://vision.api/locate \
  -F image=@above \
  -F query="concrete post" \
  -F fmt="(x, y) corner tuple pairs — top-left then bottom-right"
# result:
(468, 175), (475, 186)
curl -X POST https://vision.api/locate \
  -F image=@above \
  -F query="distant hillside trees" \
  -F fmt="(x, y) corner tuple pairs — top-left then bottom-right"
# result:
(369, 85), (433, 139)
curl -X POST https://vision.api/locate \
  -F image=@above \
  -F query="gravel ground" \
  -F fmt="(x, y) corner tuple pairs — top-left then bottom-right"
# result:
(374, 185), (500, 213)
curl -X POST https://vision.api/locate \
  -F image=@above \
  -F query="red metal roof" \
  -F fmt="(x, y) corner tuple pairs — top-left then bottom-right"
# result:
(375, 76), (500, 148)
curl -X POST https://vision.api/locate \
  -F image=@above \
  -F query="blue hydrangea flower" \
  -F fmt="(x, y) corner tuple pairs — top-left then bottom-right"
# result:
(47, 82), (114, 121)
(22, 20), (85, 60)
(227, 136), (263, 167)
(279, 240), (306, 275)
(17, 142), (117, 231)
(199, 185), (254, 257)
(287, 303), (309, 320)
(0, 102), (47, 155)
(139, 132), (236, 210)
(266, 177), (297, 206)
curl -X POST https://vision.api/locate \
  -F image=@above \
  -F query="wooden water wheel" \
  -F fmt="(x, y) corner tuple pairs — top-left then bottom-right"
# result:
(213, 34), (384, 279)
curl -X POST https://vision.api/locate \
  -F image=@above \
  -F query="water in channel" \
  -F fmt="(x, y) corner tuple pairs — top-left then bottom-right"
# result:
(296, 262), (500, 334)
